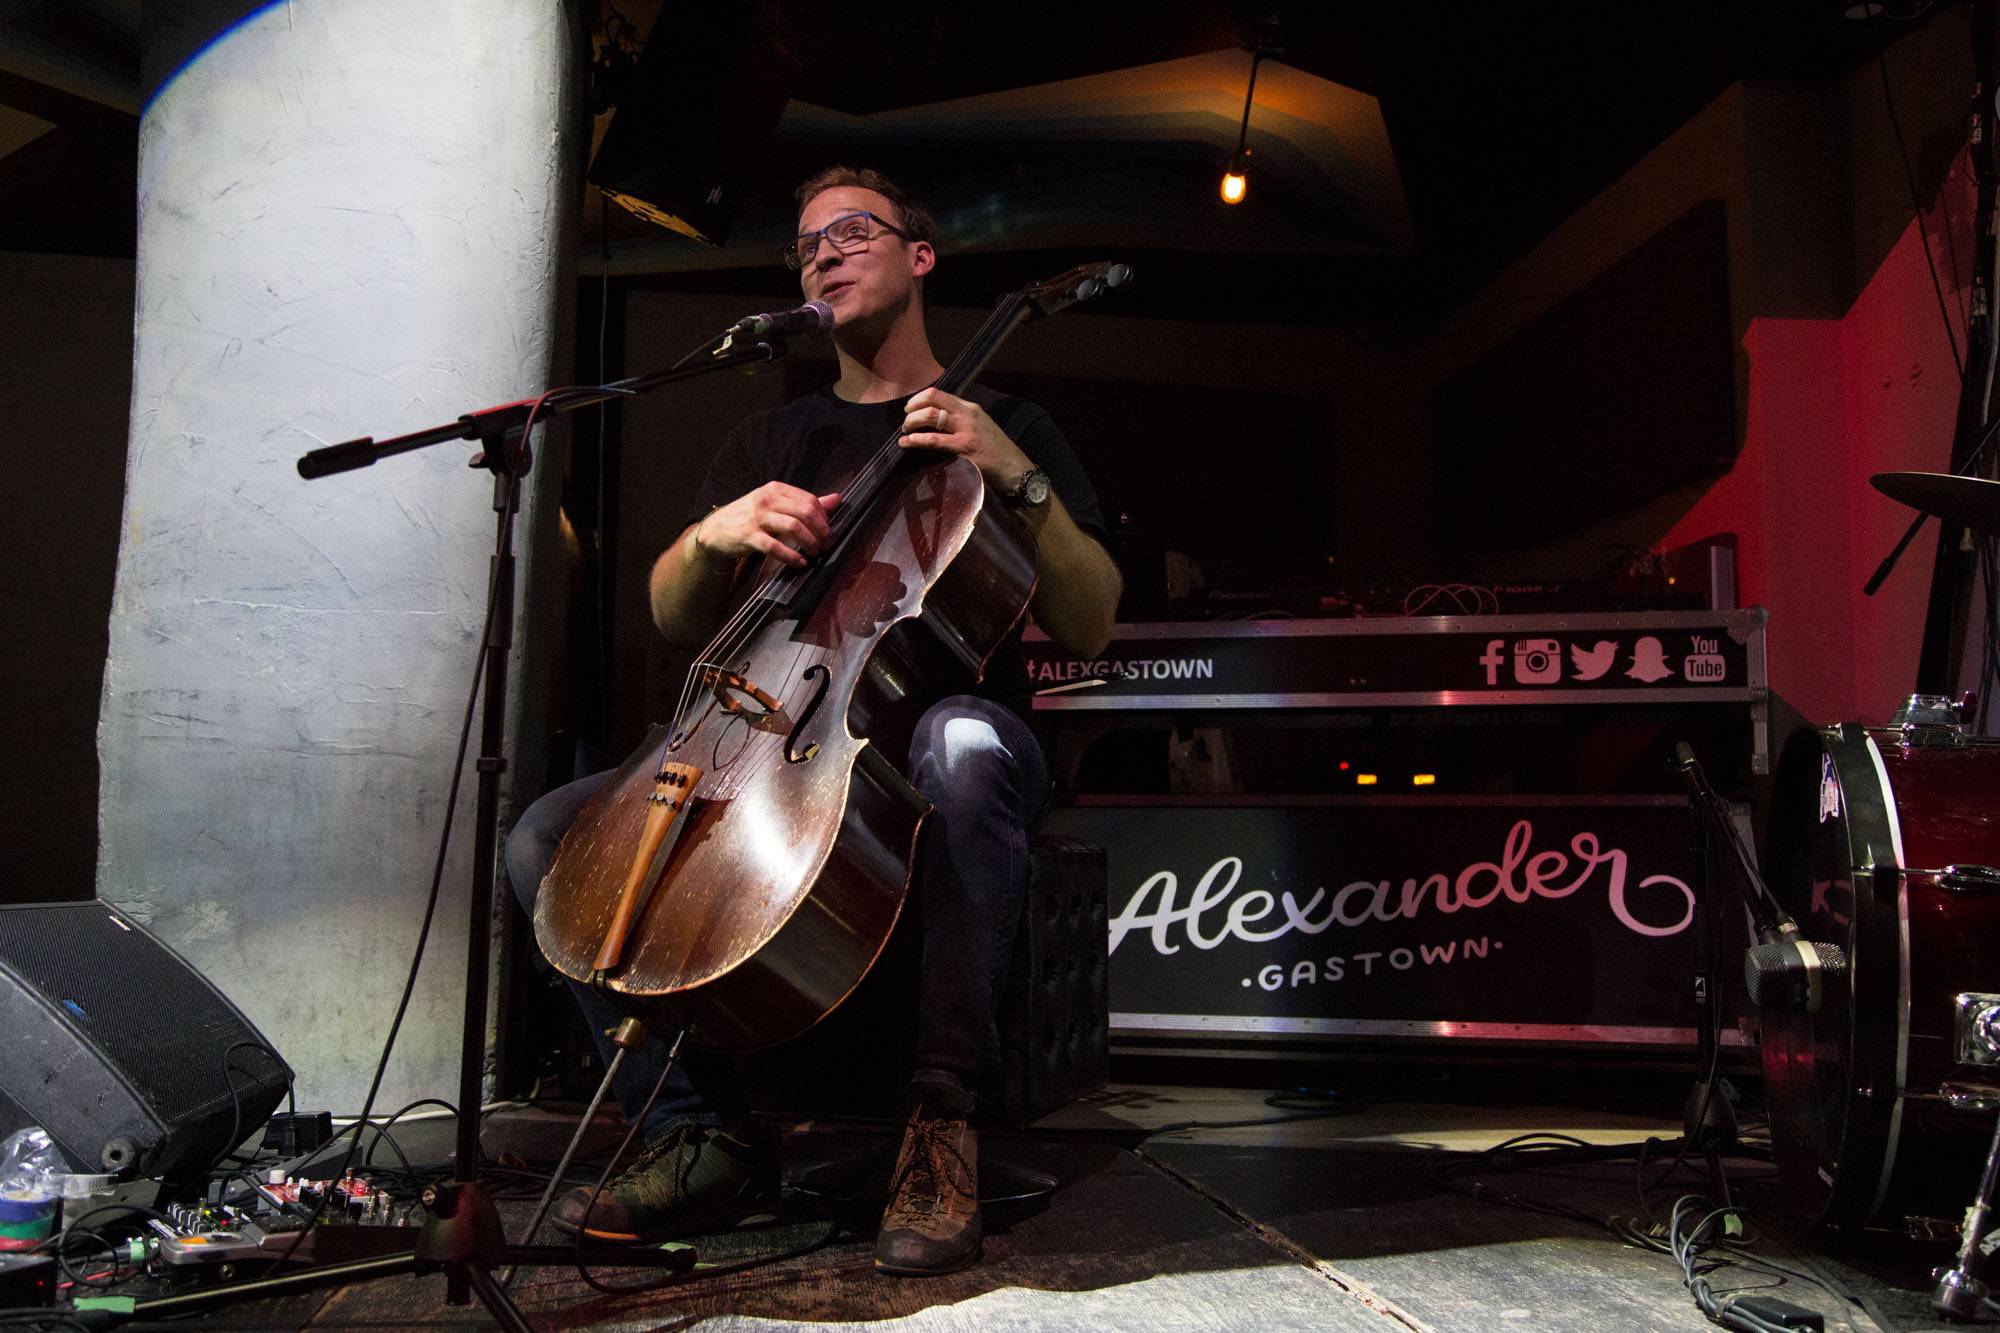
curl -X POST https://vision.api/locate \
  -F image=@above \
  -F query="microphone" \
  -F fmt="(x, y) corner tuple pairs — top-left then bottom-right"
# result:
(730, 300), (834, 338)
(1673, 738), (1846, 1013)
(1743, 937), (1847, 1014)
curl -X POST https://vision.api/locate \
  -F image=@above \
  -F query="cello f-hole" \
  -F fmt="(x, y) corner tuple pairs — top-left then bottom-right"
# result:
(787, 664), (831, 763)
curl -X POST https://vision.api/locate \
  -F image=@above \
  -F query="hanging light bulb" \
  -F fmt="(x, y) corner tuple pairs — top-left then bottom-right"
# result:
(1220, 49), (1268, 207)
(1220, 151), (1248, 205)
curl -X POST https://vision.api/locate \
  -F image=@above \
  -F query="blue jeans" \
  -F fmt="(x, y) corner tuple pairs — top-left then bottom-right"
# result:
(503, 694), (1049, 1141)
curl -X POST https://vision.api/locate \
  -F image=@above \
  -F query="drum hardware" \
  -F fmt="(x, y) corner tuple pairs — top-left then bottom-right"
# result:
(1889, 691), (1978, 730)
(1847, 863), (2000, 890)
(1933, 1265), (1987, 1322)
(1935, 1107), (2000, 1321)
(1909, 1215), (1963, 1244)
(1874, 471), (2000, 540)
(1937, 1083), (2000, 1113)
(1942, 867), (2000, 893)
(1767, 723), (2000, 1256)
(1955, 994), (2000, 1065)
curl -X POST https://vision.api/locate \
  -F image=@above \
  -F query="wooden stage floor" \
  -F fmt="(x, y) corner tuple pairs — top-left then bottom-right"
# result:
(123, 1075), (1960, 1332)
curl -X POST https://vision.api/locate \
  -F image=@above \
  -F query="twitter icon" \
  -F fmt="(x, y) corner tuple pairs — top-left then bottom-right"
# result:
(1569, 640), (1617, 681)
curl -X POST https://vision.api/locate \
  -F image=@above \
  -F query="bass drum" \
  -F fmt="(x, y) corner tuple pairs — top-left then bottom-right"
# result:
(1763, 722), (2000, 1230)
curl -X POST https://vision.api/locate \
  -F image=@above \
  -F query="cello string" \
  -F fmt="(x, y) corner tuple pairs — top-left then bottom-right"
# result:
(787, 289), (1027, 563)
(662, 284), (1033, 747)
(751, 286), (1026, 607)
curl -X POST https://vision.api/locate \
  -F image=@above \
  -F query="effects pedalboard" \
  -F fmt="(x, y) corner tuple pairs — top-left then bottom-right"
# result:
(145, 1170), (424, 1276)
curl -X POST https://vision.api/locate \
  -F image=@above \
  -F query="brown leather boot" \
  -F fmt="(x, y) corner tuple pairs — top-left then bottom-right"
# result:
(874, 1098), (982, 1275)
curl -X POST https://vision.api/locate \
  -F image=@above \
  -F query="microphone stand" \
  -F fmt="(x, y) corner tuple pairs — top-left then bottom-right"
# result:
(123, 331), (788, 1330)
(1670, 744), (1791, 1205)
(1677, 762), (1738, 1206)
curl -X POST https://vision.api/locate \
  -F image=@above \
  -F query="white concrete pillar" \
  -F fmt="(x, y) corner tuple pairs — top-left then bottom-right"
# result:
(100, 1), (575, 1113)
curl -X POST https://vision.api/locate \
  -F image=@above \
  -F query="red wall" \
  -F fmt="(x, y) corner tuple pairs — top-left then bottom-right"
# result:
(1659, 203), (1965, 726)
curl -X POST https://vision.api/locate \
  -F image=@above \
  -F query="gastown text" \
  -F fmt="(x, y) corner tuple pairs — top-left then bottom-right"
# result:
(1251, 937), (1498, 990)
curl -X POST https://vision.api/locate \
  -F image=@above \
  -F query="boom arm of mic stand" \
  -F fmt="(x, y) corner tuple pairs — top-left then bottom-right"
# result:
(1674, 743), (1792, 938)
(294, 340), (783, 481)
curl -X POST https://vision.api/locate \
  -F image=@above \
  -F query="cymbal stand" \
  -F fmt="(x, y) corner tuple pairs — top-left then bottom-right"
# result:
(1935, 1107), (2000, 1321)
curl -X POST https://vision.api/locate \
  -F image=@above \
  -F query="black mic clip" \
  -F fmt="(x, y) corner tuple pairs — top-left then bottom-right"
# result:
(715, 300), (835, 357)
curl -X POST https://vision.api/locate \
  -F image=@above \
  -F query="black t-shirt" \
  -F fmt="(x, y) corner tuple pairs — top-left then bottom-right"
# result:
(684, 384), (1108, 714)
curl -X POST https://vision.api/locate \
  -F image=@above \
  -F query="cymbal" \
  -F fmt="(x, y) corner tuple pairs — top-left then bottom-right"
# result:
(1872, 471), (2000, 535)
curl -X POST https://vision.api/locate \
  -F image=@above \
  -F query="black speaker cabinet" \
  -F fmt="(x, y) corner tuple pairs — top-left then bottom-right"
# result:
(0, 901), (292, 1182)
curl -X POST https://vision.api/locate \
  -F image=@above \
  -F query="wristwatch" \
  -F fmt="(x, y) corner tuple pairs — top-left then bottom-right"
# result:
(1008, 466), (1051, 508)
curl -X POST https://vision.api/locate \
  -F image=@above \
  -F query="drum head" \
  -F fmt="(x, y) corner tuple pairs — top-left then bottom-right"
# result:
(1762, 724), (1904, 1228)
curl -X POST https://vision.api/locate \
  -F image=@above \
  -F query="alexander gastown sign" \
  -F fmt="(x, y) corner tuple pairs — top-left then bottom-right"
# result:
(1047, 798), (1709, 1043)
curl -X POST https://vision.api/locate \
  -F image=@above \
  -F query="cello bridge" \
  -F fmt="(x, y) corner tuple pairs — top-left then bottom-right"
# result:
(706, 668), (793, 734)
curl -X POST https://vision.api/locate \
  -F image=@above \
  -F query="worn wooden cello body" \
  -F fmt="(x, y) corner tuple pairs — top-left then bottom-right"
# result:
(533, 261), (1128, 1050)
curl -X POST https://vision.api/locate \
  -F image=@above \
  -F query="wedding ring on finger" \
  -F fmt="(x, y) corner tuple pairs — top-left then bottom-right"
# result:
(934, 407), (948, 432)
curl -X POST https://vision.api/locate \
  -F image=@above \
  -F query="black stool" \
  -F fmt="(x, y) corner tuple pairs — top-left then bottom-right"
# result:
(997, 834), (1110, 1127)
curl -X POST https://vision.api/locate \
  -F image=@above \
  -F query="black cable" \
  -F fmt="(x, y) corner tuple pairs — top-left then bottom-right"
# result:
(53, 1225), (122, 1290)
(1675, 1197), (1770, 1331)
(382, 1097), (459, 1125)
(1879, 42), (1967, 378)
(39, 1202), (169, 1293)
(1147, 1086), (1375, 1135)
(203, 1038), (281, 1180)
(596, 190), (613, 746)
(259, 392), (564, 1274)
(0, 1312), (98, 1332)
(362, 1098), (459, 1169)
(1432, 1134), (1656, 1233)
(46, 1204), (168, 1239)
(1939, 140), (1972, 330)
(1440, 1140), (1864, 1332)
(1982, 542), (2000, 731)
(1665, 1194), (1867, 1332)
(288, 1115), (421, 1189)
(1642, 1035), (1726, 1201)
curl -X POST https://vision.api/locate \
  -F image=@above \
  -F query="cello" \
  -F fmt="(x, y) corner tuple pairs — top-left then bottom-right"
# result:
(533, 260), (1130, 1051)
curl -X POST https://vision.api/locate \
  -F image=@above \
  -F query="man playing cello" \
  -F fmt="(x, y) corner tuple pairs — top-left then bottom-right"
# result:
(505, 165), (1121, 1275)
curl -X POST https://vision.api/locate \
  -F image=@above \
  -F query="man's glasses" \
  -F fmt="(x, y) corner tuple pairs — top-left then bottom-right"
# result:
(784, 211), (910, 271)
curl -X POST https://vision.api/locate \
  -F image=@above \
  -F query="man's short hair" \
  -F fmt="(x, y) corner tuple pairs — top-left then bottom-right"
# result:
(794, 166), (937, 249)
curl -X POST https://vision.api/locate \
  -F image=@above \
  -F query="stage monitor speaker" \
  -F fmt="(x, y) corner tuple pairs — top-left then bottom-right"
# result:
(0, 901), (292, 1183)
(587, 4), (799, 244)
